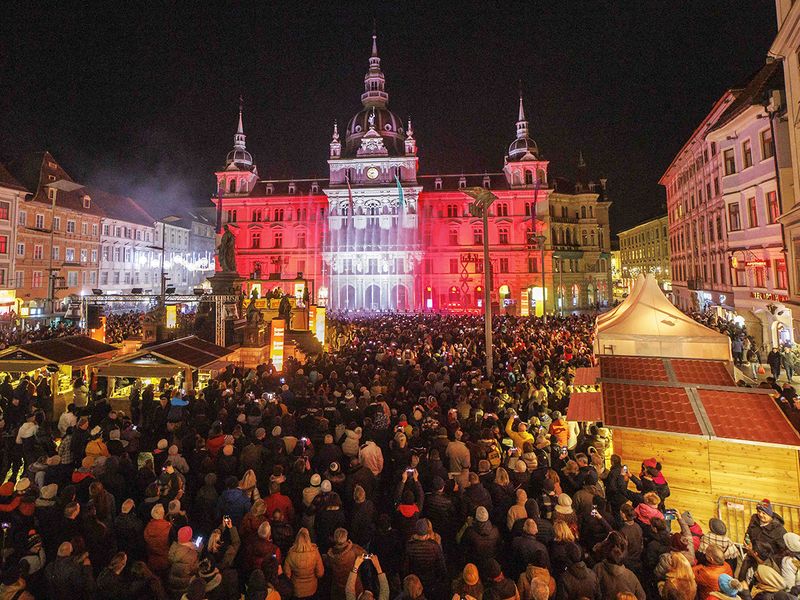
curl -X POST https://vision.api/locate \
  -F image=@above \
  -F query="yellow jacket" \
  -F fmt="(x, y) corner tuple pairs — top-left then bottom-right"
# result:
(505, 416), (534, 450)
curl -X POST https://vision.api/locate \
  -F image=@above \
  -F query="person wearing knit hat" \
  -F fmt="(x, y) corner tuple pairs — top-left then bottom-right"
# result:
(57, 541), (73, 557)
(151, 504), (165, 520)
(177, 525), (193, 544)
(554, 493), (573, 515)
(475, 506), (489, 523)
(716, 573), (742, 598)
(699, 519), (738, 561)
(452, 562), (483, 600)
(692, 543), (732, 599)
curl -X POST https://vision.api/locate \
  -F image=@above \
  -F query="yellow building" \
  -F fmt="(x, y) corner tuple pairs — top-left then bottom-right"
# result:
(617, 216), (671, 296)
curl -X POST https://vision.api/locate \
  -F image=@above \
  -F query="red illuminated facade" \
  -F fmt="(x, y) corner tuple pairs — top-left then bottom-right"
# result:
(213, 35), (612, 313)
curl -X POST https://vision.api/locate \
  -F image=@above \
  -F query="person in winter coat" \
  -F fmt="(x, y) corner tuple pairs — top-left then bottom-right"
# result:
(769, 348), (783, 381)
(205, 519), (242, 570)
(780, 532), (800, 592)
(44, 541), (96, 600)
(341, 427), (362, 458)
(326, 528), (366, 600)
(144, 503), (172, 578)
(634, 492), (664, 526)
(166, 526), (200, 598)
(692, 544), (732, 599)
(511, 518), (550, 578)
(283, 527), (324, 600)
(96, 552), (148, 600)
(243, 521), (281, 576)
(452, 563), (483, 600)
(358, 439), (384, 476)
(505, 413), (534, 450)
(349, 484), (375, 548)
(115, 499), (145, 561)
(404, 518), (448, 600)
(593, 532), (646, 600)
(658, 551), (696, 600)
(555, 541), (600, 600)
(548, 412), (569, 448)
(216, 475), (252, 527)
(747, 500), (788, 561)
(750, 563), (792, 599)
(459, 506), (500, 564)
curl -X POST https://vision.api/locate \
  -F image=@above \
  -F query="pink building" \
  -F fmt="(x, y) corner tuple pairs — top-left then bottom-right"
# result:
(213, 35), (612, 313)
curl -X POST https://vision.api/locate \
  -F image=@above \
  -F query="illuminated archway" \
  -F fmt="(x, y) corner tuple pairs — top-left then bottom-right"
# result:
(365, 285), (381, 310)
(339, 285), (356, 309)
(391, 285), (409, 311)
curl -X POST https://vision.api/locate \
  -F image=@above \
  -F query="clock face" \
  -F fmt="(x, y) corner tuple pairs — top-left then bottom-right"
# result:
(366, 167), (379, 180)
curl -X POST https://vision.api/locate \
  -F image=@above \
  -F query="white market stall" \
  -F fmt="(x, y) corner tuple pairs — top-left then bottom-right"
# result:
(594, 274), (732, 361)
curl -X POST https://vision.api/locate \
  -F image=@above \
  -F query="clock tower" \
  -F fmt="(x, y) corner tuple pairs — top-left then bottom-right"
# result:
(323, 32), (421, 311)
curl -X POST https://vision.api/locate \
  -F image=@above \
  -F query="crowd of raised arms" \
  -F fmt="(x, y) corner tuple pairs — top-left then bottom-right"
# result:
(0, 312), (796, 600)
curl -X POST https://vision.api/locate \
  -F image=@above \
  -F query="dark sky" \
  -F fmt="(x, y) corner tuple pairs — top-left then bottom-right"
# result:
(0, 2), (777, 232)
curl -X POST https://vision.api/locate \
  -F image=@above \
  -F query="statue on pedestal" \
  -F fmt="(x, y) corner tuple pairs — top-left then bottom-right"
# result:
(217, 225), (238, 273)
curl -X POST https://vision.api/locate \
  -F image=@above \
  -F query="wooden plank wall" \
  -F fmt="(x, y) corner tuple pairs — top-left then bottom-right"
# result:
(613, 428), (800, 535)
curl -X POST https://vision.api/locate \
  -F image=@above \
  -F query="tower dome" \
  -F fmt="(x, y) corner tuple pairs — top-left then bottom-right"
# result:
(225, 102), (255, 171)
(507, 93), (539, 162)
(343, 33), (407, 158)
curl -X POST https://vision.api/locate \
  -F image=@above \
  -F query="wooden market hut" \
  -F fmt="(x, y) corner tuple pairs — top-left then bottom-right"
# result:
(0, 335), (118, 413)
(95, 335), (233, 392)
(589, 355), (800, 531)
(570, 275), (800, 533)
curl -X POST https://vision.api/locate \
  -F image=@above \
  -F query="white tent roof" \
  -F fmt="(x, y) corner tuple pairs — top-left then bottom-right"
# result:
(594, 274), (732, 361)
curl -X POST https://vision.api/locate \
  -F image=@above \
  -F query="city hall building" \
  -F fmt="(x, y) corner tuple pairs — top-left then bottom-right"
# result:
(213, 35), (612, 313)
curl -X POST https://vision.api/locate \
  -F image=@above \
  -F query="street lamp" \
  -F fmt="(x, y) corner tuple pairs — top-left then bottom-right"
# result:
(462, 186), (497, 377)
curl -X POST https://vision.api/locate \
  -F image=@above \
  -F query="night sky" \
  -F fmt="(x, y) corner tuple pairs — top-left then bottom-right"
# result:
(0, 3), (777, 232)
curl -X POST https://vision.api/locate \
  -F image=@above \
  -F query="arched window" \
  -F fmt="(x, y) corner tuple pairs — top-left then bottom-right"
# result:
(229, 179), (236, 193)
(565, 229), (572, 245)
(589, 206), (594, 218)
(582, 231), (588, 245)
(537, 168), (546, 184)
(581, 206), (587, 219)
(525, 170), (534, 185)
(590, 231), (596, 246)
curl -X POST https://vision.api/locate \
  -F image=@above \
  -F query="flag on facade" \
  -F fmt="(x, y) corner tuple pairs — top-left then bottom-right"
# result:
(395, 173), (405, 210)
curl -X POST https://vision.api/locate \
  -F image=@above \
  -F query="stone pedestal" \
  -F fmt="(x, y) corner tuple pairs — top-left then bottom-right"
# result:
(208, 271), (243, 295)
(243, 322), (267, 347)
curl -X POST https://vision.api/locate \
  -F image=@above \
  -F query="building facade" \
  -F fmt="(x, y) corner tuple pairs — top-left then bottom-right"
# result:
(8, 152), (103, 316)
(0, 165), (24, 302)
(770, 0), (800, 340)
(660, 92), (737, 313)
(96, 190), (158, 293)
(213, 35), (612, 314)
(707, 61), (794, 348)
(617, 216), (671, 295)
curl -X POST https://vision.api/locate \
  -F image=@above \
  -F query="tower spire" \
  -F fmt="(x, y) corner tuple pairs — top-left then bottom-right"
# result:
(237, 95), (244, 135)
(578, 150), (586, 169)
(361, 27), (388, 108)
(516, 90), (529, 139)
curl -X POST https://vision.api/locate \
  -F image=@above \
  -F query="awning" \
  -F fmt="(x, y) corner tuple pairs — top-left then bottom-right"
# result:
(567, 391), (603, 422)
(0, 336), (118, 372)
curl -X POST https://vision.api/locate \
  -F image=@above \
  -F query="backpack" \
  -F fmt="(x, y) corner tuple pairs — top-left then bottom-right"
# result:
(479, 439), (502, 469)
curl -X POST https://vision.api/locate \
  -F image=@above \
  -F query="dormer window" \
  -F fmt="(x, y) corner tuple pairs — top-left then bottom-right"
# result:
(266, 183), (274, 195)
(458, 176), (466, 190)
(47, 188), (57, 202)
(483, 175), (491, 188)
(311, 181), (319, 194)
(82, 195), (91, 209)
(288, 182), (297, 194)
(434, 177), (442, 191)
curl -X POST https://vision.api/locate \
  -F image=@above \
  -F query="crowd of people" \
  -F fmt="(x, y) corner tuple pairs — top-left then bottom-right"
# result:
(0, 312), (795, 600)
(0, 322), (83, 350)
